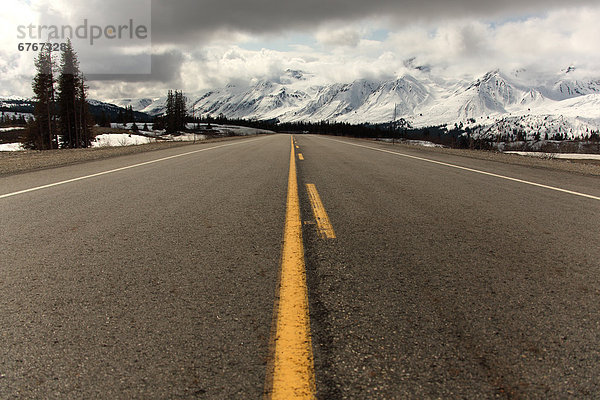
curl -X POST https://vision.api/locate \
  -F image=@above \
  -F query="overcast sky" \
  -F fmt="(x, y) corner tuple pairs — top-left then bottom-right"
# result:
(1, 0), (599, 100)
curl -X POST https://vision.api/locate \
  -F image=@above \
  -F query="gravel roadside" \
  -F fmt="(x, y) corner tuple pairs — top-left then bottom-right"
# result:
(2, 133), (599, 178)
(365, 138), (600, 176)
(0, 135), (264, 176)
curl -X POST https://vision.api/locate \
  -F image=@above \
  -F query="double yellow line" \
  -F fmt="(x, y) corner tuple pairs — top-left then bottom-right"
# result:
(265, 136), (316, 399)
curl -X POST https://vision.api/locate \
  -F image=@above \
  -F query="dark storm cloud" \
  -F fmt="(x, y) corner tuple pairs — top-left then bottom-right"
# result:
(150, 0), (597, 44)
(86, 50), (185, 83)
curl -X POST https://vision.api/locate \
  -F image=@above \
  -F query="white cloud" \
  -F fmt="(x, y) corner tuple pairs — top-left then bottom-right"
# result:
(491, 7), (600, 74)
(2, 1), (600, 100)
(381, 6), (600, 77)
(0, 1), (40, 96)
(87, 6), (600, 99)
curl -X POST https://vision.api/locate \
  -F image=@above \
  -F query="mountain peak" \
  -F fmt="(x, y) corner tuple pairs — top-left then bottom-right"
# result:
(403, 57), (431, 73)
(284, 69), (305, 79)
(280, 69), (307, 84)
(483, 69), (502, 79)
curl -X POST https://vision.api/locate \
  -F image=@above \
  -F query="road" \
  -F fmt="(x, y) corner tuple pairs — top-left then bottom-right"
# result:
(1, 134), (600, 398)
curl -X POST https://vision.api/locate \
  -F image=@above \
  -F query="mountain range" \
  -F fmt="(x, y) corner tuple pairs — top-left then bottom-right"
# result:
(108, 67), (600, 139)
(3, 66), (599, 141)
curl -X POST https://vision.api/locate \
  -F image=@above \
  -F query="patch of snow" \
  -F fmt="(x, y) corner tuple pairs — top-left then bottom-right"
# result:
(0, 127), (26, 132)
(0, 143), (25, 151)
(504, 151), (600, 160)
(405, 140), (446, 148)
(92, 133), (156, 147)
(377, 138), (446, 148)
(217, 125), (274, 135)
(0, 95), (30, 101)
(161, 133), (207, 142)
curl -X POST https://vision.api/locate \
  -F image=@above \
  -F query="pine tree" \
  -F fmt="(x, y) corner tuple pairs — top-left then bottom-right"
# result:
(153, 116), (165, 131)
(174, 91), (182, 132)
(166, 90), (175, 134)
(57, 39), (81, 148)
(56, 40), (91, 148)
(175, 90), (187, 132)
(126, 105), (135, 123)
(98, 110), (111, 127)
(29, 47), (56, 149)
(165, 90), (188, 134)
(78, 77), (93, 147)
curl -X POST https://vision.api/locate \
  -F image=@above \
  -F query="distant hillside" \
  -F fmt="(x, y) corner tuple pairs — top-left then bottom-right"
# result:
(0, 98), (153, 123)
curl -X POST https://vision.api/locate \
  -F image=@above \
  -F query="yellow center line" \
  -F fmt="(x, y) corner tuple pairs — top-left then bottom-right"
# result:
(298, 153), (304, 160)
(266, 136), (316, 399)
(306, 184), (336, 239)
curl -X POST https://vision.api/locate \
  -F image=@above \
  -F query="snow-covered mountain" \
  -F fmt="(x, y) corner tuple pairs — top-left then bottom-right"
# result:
(112, 68), (599, 132)
(107, 98), (156, 112)
(0, 66), (582, 140)
(105, 97), (171, 117)
(3, 66), (597, 142)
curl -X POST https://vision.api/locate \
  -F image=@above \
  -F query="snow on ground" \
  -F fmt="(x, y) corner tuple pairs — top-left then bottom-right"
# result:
(0, 127), (25, 132)
(93, 132), (210, 147)
(110, 123), (154, 130)
(0, 123), (271, 151)
(405, 140), (446, 148)
(377, 138), (446, 148)
(0, 143), (25, 151)
(217, 125), (274, 135)
(504, 151), (600, 160)
(0, 112), (33, 119)
(92, 133), (157, 147)
(161, 133), (207, 141)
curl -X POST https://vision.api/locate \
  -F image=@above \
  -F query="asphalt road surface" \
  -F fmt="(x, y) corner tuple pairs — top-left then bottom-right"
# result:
(1, 134), (599, 399)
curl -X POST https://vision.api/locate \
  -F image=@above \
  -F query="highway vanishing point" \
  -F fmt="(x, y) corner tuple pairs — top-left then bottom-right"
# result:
(1, 134), (600, 398)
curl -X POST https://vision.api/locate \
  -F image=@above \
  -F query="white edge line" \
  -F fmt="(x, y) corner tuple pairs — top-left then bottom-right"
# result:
(0, 137), (265, 200)
(322, 137), (600, 202)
